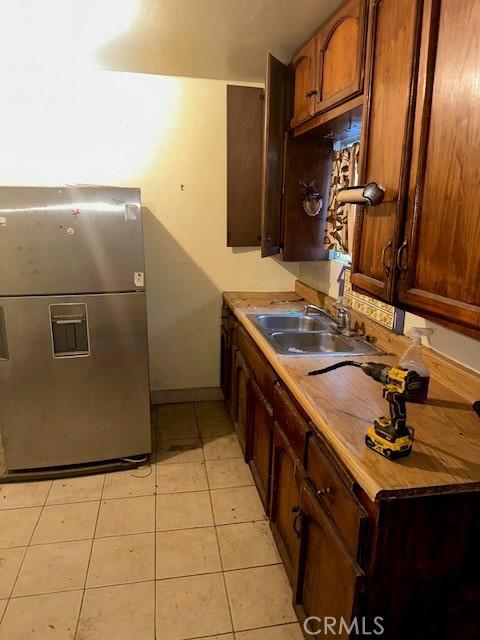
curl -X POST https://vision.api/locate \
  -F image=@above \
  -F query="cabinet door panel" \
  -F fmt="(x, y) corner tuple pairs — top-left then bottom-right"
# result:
(227, 85), (264, 247)
(270, 424), (303, 586)
(316, 0), (367, 112)
(351, 0), (422, 301)
(399, 0), (480, 336)
(262, 54), (291, 257)
(232, 349), (250, 456)
(291, 38), (317, 127)
(248, 379), (274, 512)
(296, 483), (365, 639)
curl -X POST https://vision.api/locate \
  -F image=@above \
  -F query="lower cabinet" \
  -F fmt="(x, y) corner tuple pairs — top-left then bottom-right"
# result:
(270, 422), (304, 586)
(295, 481), (365, 639)
(231, 347), (249, 456)
(223, 308), (480, 639)
(247, 378), (274, 512)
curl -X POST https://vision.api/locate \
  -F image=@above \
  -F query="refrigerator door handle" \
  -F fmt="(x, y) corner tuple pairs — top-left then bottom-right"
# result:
(0, 307), (8, 360)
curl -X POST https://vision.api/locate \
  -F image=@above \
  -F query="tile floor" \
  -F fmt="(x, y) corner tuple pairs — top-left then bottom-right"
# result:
(0, 400), (303, 640)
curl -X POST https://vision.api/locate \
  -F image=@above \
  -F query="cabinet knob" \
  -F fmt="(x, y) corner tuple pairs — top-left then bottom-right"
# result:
(316, 487), (331, 497)
(305, 89), (318, 97)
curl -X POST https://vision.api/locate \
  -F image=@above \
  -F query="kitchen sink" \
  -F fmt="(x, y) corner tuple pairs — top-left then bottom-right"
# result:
(249, 313), (335, 333)
(247, 312), (385, 357)
(270, 331), (385, 356)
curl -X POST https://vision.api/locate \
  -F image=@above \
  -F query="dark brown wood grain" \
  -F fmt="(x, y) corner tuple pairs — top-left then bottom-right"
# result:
(282, 132), (332, 261)
(398, 0), (480, 336)
(290, 38), (317, 128)
(226, 85), (264, 247)
(247, 378), (274, 513)
(351, 0), (423, 301)
(261, 54), (292, 257)
(315, 0), (368, 114)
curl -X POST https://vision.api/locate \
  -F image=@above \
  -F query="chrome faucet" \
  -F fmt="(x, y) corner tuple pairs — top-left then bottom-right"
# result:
(334, 296), (352, 335)
(304, 303), (324, 316)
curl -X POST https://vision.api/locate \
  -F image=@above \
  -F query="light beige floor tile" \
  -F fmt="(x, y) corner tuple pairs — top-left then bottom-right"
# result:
(0, 507), (41, 548)
(198, 415), (234, 437)
(0, 598), (6, 618)
(156, 462), (208, 494)
(235, 623), (304, 639)
(0, 481), (51, 510)
(13, 539), (91, 597)
(157, 402), (195, 420)
(31, 501), (99, 544)
(156, 417), (199, 441)
(47, 474), (105, 505)
(0, 590), (82, 639)
(156, 527), (221, 579)
(95, 496), (155, 538)
(202, 434), (243, 460)
(87, 532), (154, 588)
(156, 438), (203, 465)
(0, 547), (25, 598)
(77, 581), (154, 640)
(217, 521), (281, 570)
(156, 573), (232, 640)
(156, 491), (214, 531)
(206, 459), (253, 490)
(195, 400), (228, 418)
(211, 486), (267, 525)
(225, 565), (296, 631)
(102, 466), (155, 499)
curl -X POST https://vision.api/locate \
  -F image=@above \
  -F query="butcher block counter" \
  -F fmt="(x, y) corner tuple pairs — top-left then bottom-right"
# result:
(223, 288), (480, 502)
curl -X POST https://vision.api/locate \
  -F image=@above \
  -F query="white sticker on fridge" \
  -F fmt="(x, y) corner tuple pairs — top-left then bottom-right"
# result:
(125, 204), (138, 221)
(0, 216), (7, 227)
(134, 272), (144, 287)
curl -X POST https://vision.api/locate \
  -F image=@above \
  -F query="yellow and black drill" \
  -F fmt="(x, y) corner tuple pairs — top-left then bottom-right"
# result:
(308, 361), (422, 460)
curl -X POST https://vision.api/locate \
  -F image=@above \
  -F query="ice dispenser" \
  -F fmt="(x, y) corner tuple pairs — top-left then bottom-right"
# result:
(49, 303), (90, 358)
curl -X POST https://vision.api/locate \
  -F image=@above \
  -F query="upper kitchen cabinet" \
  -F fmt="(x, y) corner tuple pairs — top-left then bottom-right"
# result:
(290, 0), (367, 131)
(351, 0), (422, 301)
(227, 85), (264, 247)
(290, 38), (317, 128)
(262, 54), (332, 261)
(314, 0), (367, 113)
(398, 0), (480, 337)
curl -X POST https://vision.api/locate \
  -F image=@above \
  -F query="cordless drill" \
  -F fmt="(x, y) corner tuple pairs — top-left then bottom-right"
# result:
(308, 361), (422, 460)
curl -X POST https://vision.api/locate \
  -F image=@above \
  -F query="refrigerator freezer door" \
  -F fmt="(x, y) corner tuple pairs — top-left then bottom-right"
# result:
(0, 293), (151, 470)
(0, 186), (145, 296)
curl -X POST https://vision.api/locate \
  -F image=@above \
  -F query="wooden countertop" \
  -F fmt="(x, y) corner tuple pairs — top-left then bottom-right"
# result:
(223, 290), (480, 502)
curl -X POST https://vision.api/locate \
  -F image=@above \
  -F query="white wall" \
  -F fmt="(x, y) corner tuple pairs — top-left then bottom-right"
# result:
(0, 70), (299, 391)
(299, 262), (480, 373)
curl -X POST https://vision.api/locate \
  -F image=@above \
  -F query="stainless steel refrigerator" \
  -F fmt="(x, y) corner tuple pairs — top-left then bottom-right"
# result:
(0, 186), (151, 472)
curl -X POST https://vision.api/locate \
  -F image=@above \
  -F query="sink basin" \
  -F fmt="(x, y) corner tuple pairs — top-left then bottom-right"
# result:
(249, 313), (334, 332)
(269, 332), (385, 357)
(247, 312), (385, 356)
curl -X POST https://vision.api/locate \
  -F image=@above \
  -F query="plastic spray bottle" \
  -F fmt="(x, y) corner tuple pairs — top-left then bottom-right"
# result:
(399, 328), (433, 403)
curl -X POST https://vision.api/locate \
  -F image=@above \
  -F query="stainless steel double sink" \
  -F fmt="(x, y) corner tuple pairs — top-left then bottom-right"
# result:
(247, 312), (385, 357)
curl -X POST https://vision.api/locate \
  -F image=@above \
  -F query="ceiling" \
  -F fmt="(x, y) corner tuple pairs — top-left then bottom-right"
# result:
(98, 0), (343, 82)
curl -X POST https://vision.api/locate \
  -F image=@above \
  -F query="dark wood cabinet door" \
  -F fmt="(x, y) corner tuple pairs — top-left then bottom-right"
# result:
(351, 0), (423, 301)
(220, 324), (232, 412)
(398, 0), (480, 338)
(295, 482), (365, 639)
(247, 379), (274, 513)
(261, 54), (292, 257)
(270, 423), (304, 586)
(232, 348), (250, 456)
(282, 133), (332, 262)
(290, 38), (317, 128)
(227, 85), (264, 247)
(315, 0), (367, 114)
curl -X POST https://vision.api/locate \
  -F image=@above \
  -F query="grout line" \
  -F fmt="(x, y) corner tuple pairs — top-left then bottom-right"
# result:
(73, 473), (106, 640)
(195, 401), (236, 638)
(1, 479), (53, 621)
(174, 619), (302, 640)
